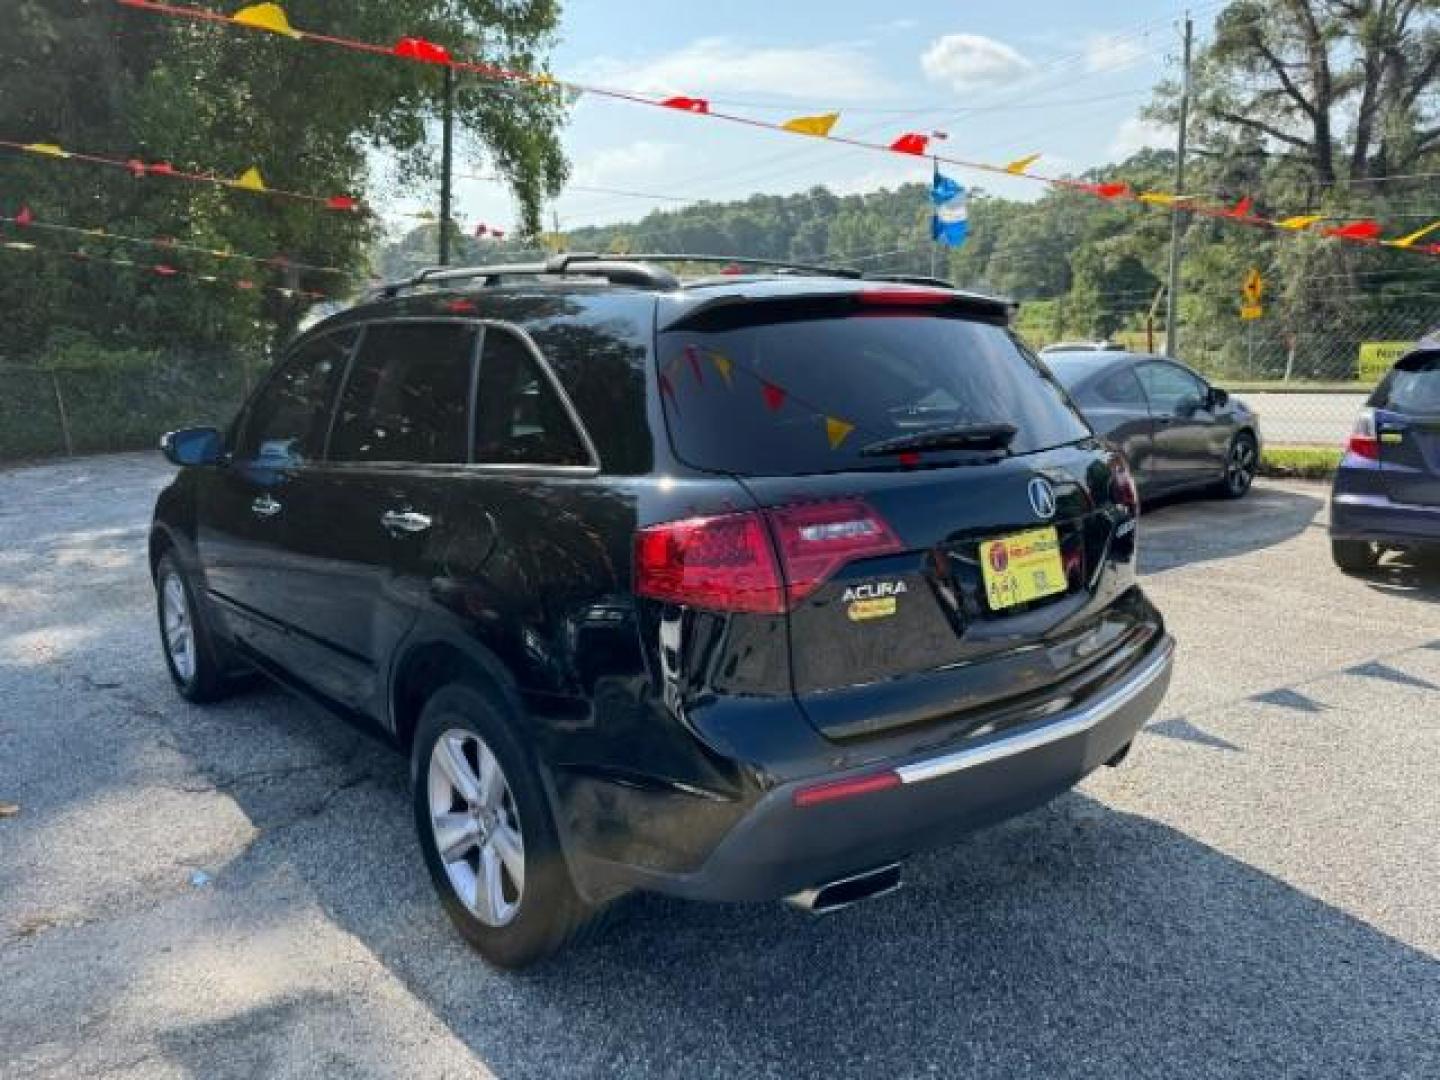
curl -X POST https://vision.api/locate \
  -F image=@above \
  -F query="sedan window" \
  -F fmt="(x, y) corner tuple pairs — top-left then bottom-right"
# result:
(1138, 362), (1207, 417)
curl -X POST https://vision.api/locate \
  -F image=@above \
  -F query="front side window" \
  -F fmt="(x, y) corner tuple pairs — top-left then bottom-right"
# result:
(1093, 367), (1147, 407)
(1137, 362), (1206, 417)
(328, 323), (476, 464)
(473, 328), (591, 467)
(236, 329), (356, 466)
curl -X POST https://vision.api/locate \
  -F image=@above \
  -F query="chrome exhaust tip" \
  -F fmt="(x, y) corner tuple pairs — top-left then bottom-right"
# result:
(785, 863), (902, 915)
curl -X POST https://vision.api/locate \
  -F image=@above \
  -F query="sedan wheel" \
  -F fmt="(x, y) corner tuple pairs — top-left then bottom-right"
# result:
(160, 571), (197, 683)
(427, 729), (526, 928)
(1224, 435), (1257, 498)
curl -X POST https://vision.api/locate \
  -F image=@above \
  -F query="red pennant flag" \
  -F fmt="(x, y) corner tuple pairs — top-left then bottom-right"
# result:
(761, 381), (786, 411)
(149, 162), (176, 176)
(474, 223), (489, 237)
(685, 345), (705, 385)
(153, 264), (178, 277)
(15, 205), (33, 227)
(491, 228), (505, 239)
(1324, 220), (1381, 240)
(1088, 182), (1131, 199)
(1225, 195), (1254, 218)
(394, 37), (452, 64)
(661, 96), (709, 113)
(890, 132), (929, 155)
(237, 279), (256, 290)
(127, 159), (148, 178)
(325, 195), (358, 212)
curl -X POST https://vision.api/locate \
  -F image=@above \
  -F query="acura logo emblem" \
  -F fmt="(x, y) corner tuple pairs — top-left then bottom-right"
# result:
(1028, 477), (1057, 520)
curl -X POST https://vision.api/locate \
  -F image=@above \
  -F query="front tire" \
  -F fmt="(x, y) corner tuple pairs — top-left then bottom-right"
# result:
(155, 552), (231, 703)
(1332, 538), (1381, 573)
(411, 683), (602, 969)
(1219, 432), (1258, 499)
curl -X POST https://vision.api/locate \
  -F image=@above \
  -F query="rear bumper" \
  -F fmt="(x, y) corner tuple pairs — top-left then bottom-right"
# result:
(594, 634), (1174, 903)
(1331, 490), (1440, 546)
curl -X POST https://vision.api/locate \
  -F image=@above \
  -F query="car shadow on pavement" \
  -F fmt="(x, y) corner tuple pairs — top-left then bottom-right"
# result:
(1139, 485), (1324, 576)
(171, 692), (1438, 1080)
(1357, 548), (1440, 600)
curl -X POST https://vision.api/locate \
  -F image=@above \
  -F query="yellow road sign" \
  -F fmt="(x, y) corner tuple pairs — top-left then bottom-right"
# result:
(1242, 267), (1264, 305)
(1240, 303), (1263, 321)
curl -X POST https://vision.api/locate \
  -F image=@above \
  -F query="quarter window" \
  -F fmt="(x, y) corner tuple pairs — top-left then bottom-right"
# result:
(328, 323), (476, 464)
(473, 328), (591, 467)
(236, 329), (356, 466)
(1137, 362), (1207, 417)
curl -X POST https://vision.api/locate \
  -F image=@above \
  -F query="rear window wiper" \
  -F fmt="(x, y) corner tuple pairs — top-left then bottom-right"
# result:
(859, 422), (1018, 458)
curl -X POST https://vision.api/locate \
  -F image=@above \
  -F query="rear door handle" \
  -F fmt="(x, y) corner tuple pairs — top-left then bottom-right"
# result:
(251, 494), (282, 518)
(381, 510), (433, 534)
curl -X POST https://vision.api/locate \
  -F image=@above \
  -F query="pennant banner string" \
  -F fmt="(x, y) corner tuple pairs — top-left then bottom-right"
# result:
(0, 136), (364, 212)
(0, 237), (336, 300)
(114, 0), (1440, 259)
(0, 210), (351, 276)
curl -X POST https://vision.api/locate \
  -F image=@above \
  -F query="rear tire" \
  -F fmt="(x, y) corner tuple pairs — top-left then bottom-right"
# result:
(1332, 538), (1381, 573)
(1218, 432), (1258, 499)
(155, 552), (232, 703)
(411, 683), (604, 969)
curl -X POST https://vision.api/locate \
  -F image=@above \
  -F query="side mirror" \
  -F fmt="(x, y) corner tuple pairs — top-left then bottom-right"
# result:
(160, 426), (223, 466)
(1208, 386), (1230, 410)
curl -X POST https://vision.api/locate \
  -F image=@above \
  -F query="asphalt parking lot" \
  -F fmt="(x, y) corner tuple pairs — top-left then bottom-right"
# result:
(2, 453), (1438, 1080)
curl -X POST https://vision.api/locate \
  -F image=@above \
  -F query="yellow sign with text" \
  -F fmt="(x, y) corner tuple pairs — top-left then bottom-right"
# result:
(1358, 341), (1415, 382)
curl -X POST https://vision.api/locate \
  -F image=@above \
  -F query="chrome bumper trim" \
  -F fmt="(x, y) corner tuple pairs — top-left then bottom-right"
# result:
(895, 637), (1175, 785)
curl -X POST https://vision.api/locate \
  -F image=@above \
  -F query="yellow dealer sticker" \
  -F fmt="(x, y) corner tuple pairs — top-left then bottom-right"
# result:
(847, 597), (897, 621)
(979, 526), (1066, 612)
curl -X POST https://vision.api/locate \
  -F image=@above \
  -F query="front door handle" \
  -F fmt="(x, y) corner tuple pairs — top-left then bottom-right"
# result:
(381, 510), (433, 534)
(251, 494), (282, 517)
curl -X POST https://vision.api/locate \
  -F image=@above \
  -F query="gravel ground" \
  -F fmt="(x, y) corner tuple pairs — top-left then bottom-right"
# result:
(1, 453), (1437, 1080)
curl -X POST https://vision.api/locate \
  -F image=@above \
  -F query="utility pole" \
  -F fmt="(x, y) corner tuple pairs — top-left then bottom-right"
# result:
(1164, 12), (1193, 358)
(439, 65), (455, 266)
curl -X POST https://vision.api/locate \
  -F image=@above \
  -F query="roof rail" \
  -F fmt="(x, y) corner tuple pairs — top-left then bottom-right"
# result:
(612, 253), (863, 279)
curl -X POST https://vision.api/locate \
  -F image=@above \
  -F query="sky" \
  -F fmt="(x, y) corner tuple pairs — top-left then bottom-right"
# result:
(389, 0), (1212, 238)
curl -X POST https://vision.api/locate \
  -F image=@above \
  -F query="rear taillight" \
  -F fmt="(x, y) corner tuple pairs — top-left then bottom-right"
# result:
(1347, 408), (1380, 461)
(635, 499), (902, 614)
(1110, 455), (1140, 512)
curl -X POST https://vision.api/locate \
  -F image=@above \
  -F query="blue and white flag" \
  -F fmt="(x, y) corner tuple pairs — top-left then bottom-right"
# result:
(931, 170), (969, 248)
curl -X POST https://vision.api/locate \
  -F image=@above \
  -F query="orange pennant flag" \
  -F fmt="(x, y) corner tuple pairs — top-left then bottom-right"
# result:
(782, 112), (840, 138)
(233, 166), (267, 192)
(231, 2), (302, 38)
(1388, 220), (1440, 249)
(825, 417), (854, 450)
(23, 142), (68, 158)
(709, 350), (733, 385)
(1276, 214), (1322, 231)
(1004, 153), (1041, 175)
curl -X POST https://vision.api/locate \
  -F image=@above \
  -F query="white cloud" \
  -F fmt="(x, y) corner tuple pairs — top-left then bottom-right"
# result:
(570, 140), (677, 188)
(1084, 34), (1147, 74)
(575, 38), (891, 102)
(921, 34), (1033, 92)
(1110, 116), (1173, 159)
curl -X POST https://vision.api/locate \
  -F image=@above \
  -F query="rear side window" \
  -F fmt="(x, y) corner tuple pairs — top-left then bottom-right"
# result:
(1092, 367), (1147, 407)
(1376, 353), (1440, 415)
(473, 327), (591, 467)
(1137, 362), (1206, 416)
(237, 329), (356, 465)
(328, 323), (476, 464)
(658, 313), (1089, 475)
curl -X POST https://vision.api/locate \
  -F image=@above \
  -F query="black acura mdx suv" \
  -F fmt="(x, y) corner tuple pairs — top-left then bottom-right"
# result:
(151, 254), (1175, 968)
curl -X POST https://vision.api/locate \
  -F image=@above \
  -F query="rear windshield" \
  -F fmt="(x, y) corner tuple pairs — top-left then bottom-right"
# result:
(658, 313), (1090, 475)
(1375, 352), (1440, 415)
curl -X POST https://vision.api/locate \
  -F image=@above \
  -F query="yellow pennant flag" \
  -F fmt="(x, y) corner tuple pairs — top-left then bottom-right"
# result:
(782, 112), (840, 138)
(1276, 214), (1323, 230)
(86, 227), (106, 236)
(232, 2), (302, 38)
(1139, 192), (1177, 205)
(24, 142), (69, 158)
(826, 417), (855, 450)
(710, 350), (733, 385)
(1004, 153), (1041, 175)
(1388, 219), (1440, 248)
(211, 248), (233, 258)
(233, 166), (268, 192)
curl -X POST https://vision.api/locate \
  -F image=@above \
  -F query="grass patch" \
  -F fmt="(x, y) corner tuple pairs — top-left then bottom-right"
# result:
(1226, 381), (1373, 394)
(1260, 445), (1343, 479)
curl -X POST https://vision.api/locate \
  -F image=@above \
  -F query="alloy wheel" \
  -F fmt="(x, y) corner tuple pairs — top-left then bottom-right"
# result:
(1227, 438), (1256, 495)
(161, 572), (196, 683)
(427, 728), (526, 927)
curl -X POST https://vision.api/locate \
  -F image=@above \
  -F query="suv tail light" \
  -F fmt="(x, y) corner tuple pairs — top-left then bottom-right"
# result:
(635, 499), (902, 614)
(1110, 455), (1140, 512)
(1347, 408), (1380, 461)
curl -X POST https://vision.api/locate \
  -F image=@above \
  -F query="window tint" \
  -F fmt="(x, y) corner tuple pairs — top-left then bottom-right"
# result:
(237, 329), (355, 465)
(473, 328), (591, 467)
(658, 314), (1089, 476)
(1137, 362), (1206, 415)
(1378, 353), (1440, 415)
(328, 323), (476, 464)
(1092, 367), (1147, 407)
